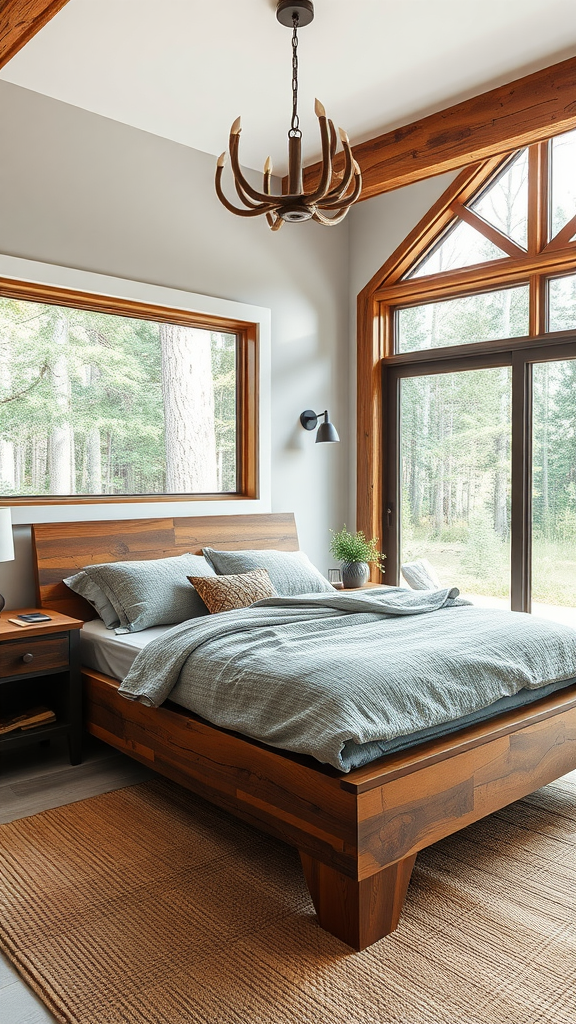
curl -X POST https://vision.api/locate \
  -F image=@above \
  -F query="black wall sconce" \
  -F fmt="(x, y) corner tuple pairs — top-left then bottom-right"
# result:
(300, 409), (340, 443)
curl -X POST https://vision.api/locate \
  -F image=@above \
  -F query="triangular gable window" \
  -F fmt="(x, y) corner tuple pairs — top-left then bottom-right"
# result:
(405, 153), (531, 280)
(469, 150), (528, 250)
(407, 218), (510, 279)
(551, 128), (576, 239)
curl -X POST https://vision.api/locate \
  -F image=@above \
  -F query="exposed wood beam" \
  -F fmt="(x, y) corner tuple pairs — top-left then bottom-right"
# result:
(0, 0), (70, 70)
(299, 56), (576, 201)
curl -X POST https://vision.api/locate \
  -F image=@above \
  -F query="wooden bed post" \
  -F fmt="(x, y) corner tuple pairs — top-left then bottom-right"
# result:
(299, 852), (416, 950)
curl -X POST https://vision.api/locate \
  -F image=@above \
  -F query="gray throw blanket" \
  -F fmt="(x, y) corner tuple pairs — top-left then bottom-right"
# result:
(118, 588), (576, 771)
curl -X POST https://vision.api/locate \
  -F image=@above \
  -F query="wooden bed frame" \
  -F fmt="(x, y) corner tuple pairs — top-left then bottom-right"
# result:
(32, 513), (576, 950)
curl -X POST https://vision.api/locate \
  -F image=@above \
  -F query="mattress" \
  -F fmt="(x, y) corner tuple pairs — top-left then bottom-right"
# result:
(81, 612), (576, 768)
(80, 619), (171, 680)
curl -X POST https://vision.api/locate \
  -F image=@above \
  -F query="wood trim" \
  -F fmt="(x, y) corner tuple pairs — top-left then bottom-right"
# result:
(0, 277), (249, 334)
(0, 276), (259, 505)
(528, 142), (548, 256)
(237, 322), (259, 500)
(452, 202), (526, 258)
(363, 159), (505, 292)
(374, 242), (576, 304)
(302, 56), (576, 200)
(0, 0), (70, 69)
(356, 289), (384, 553)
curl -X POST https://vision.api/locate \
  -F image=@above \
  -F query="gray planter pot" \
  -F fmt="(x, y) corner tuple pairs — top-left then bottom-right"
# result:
(341, 561), (370, 588)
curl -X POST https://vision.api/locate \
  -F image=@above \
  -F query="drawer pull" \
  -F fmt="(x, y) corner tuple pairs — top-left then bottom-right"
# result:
(22, 653), (34, 664)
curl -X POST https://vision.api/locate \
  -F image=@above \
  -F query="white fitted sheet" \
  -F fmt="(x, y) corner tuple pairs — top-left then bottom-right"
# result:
(80, 618), (171, 681)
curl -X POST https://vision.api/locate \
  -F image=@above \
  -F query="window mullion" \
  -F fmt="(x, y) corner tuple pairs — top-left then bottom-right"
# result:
(527, 142), (548, 256)
(510, 352), (532, 612)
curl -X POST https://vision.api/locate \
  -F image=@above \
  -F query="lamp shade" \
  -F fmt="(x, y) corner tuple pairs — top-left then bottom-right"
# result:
(0, 508), (15, 562)
(316, 415), (339, 443)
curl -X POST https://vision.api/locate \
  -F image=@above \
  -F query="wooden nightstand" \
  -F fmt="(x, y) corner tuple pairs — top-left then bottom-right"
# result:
(0, 610), (84, 766)
(339, 582), (385, 592)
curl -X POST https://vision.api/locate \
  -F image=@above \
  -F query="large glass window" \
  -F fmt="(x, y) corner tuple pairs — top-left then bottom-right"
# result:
(470, 150), (529, 250)
(400, 368), (511, 607)
(548, 274), (576, 332)
(532, 359), (576, 626)
(369, 129), (576, 617)
(550, 129), (576, 239)
(396, 287), (529, 353)
(407, 220), (509, 279)
(0, 295), (242, 498)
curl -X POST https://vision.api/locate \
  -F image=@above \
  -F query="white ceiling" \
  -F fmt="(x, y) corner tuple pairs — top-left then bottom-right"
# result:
(2, 0), (576, 175)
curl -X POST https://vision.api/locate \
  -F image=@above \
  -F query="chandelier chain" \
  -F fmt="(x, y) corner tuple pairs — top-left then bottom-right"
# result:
(290, 13), (301, 137)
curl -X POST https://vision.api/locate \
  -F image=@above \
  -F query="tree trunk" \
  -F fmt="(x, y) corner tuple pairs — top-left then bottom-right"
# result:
(49, 315), (74, 495)
(0, 339), (16, 492)
(160, 325), (218, 492)
(31, 436), (47, 493)
(85, 427), (102, 494)
(541, 363), (550, 537)
(0, 440), (15, 492)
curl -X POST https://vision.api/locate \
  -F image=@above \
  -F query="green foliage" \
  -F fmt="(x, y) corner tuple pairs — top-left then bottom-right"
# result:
(330, 527), (386, 570)
(0, 298), (238, 496)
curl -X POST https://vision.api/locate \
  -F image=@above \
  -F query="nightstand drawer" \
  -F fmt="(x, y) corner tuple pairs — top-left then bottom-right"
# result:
(0, 635), (69, 678)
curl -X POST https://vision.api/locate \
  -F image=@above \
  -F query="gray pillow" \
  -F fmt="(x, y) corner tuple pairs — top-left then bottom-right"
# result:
(63, 571), (120, 629)
(401, 559), (441, 590)
(83, 553), (217, 633)
(202, 548), (334, 596)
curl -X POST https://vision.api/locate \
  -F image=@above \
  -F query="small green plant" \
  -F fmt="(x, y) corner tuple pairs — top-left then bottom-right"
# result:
(329, 526), (386, 572)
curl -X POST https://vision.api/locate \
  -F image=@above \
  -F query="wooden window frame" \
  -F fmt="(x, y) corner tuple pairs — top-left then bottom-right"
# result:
(357, 137), (576, 602)
(0, 277), (259, 506)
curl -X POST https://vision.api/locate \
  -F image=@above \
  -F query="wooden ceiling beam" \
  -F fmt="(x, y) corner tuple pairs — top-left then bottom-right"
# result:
(0, 0), (70, 70)
(298, 56), (576, 201)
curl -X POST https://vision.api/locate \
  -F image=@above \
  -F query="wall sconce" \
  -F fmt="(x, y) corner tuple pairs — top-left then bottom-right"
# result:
(300, 409), (340, 443)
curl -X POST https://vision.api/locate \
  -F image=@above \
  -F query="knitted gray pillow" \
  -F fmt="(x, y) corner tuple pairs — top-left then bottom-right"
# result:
(83, 553), (217, 633)
(401, 559), (441, 590)
(63, 571), (120, 629)
(202, 548), (334, 596)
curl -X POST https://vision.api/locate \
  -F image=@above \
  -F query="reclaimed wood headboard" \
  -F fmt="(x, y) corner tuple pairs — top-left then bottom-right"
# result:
(32, 513), (299, 620)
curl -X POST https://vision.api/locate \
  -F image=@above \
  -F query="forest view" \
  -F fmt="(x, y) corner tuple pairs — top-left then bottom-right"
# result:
(0, 298), (238, 496)
(399, 136), (576, 617)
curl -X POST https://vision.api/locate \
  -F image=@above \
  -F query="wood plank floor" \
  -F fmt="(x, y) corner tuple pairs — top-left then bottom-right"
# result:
(0, 733), (153, 1023)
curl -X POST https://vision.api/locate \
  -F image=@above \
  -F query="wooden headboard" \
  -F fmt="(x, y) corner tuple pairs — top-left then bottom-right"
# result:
(32, 513), (299, 620)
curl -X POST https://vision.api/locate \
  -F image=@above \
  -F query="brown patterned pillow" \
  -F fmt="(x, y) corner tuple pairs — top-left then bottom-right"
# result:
(188, 569), (277, 613)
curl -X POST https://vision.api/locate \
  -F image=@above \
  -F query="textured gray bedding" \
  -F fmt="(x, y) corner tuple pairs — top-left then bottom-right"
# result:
(118, 588), (576, 771)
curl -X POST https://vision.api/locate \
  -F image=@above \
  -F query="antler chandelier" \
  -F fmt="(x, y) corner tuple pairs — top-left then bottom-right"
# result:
(215, 0), (362, 230)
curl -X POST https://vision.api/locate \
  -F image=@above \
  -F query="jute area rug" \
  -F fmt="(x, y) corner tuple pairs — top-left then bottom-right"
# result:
(0, 774), (574, 1024)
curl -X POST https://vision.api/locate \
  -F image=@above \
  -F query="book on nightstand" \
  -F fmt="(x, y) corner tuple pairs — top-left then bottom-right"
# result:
(0, 707), (57, 735)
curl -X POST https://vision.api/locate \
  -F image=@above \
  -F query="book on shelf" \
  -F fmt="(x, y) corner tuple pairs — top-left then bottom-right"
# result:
(0, 706), (57, 735)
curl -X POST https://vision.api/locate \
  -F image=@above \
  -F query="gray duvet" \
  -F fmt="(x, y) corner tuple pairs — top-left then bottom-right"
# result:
(118, 588), (576, 771)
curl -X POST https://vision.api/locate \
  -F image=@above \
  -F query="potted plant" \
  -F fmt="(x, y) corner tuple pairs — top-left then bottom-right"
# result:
(329, 527), (386, 589)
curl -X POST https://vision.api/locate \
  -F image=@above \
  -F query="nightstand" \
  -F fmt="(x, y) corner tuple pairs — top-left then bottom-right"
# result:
(0, 609), (84, 766)
(339, 582), (385, 592)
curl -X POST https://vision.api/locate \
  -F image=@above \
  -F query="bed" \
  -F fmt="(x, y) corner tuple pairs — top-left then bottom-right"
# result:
(32, 513), (576, 950)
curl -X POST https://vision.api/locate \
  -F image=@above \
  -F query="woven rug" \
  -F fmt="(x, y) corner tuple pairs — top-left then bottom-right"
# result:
(0, 774), (575, 1024)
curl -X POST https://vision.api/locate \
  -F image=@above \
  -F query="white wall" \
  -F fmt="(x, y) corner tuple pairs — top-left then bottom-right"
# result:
(0, 82), (350, 608)
(346, 173), (458, 525)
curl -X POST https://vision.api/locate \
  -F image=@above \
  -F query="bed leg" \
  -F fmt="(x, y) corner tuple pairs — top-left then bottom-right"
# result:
(299, 851), (416, 951)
